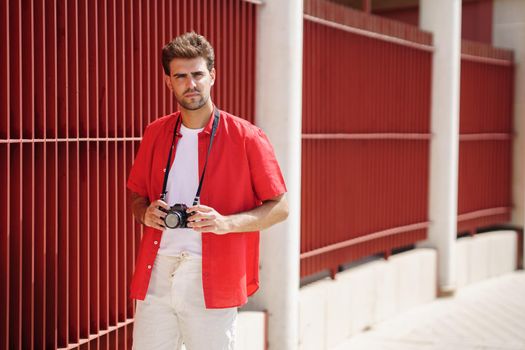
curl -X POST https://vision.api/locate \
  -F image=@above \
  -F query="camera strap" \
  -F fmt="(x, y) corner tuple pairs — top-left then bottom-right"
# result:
(160, 107), (221, 206)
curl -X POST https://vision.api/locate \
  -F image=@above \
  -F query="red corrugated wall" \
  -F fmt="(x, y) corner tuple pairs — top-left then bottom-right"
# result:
(374, 0), (494, 44)
(457, 41), (514, 234)
(0, 0), (257, 349)
(301, 0), (433, 278)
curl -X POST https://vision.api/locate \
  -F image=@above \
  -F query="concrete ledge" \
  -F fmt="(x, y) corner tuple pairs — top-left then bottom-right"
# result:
(235, 311), (266, 350)
(299, 278), (331, 350)
(299, 248), (437, 350)
(456, 230), (517, 288)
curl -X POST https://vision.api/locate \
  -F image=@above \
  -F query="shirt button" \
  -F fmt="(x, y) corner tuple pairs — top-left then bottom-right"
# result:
(154, 240), (158, 245)
(163, 168), (166, 173)
(147, 265), (152, 269)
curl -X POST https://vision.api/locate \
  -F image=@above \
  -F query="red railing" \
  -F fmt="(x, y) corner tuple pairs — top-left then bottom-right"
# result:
(301, 0), (432, 278)
(457, 40), (514, 234)
(0, 0), (257, 349)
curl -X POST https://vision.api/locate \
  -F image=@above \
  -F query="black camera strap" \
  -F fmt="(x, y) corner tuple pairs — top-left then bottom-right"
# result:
(160, 107), (220, 206)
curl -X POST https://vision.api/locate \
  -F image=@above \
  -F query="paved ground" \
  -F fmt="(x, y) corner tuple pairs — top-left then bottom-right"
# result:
(333, 271), (525, 350)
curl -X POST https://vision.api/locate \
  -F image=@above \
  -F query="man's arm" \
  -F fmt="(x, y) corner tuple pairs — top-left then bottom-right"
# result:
(129, 191), (170, 231)
(187, 194), (289, 234)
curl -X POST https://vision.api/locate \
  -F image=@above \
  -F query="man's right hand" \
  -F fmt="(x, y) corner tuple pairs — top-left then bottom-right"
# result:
(143, 200), (170, 230)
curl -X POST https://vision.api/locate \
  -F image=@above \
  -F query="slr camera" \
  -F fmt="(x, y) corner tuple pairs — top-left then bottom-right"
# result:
(160, 203), (191, 229)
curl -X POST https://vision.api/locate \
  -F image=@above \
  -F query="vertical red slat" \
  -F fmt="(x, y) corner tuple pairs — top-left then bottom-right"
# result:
(68, 0), (80, 343)
(77, 0), (90, 340)
(0, 1), (11, 349)
(125, 142), (135, 319)
(117, 141), (126, 323)
(89, 141), (100, 336)
(141, 0), (150, 130)
(132, 0), (141, 137)
(0, 143), (9, 350)
(22, 0), (34, 139)
(99, 141), (109, 331)
(8, 1), (22, 349)
(22, 142), (35, 350)
(79, 141), (90, 339)
(33, 0), (47, 336)
(98, 0), (108, 138)
(56, 0), (69, 345)
(45, 142), (58, 349)
(9, 0), (21, 141)
(149, 0), (157, 123)
(78, 0), (89, 138)
(87, 0), (99, 138)
(106, 0), (116, 138)
(0, 0), (8, 140)
(66, 142), (80, 343)
(57, 142), (69, 348)
(9, 144), (22, 350)
(107, 141), (117, 326)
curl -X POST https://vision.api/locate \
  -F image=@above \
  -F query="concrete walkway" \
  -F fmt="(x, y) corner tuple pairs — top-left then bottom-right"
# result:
(332, 271), (525, 350)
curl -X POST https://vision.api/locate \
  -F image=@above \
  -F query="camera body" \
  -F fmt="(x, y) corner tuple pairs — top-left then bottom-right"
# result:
(161, 203), (190, 229)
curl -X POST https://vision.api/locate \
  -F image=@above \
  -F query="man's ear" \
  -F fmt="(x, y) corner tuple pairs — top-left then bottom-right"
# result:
(164, 74), (173, 91)
(210, 68), (216, 86)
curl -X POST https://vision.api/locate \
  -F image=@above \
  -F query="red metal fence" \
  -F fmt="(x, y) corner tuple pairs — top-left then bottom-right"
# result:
(457, 40), (514, 234)
(301, 0), (433, 278)
(373, 0), (494, 44)
(0, 0), (257, 349)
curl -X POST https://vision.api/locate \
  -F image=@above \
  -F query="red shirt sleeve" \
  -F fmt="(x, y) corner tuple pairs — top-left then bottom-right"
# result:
(246, 127), (287, 202)
(127, 126), (153, 198)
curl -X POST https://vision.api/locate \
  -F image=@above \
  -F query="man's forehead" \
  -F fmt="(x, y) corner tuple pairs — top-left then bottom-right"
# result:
(169, 57), (208, 74)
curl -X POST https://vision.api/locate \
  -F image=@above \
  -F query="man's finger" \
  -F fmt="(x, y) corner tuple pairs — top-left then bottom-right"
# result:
(153, 208), (167, 219)
(153, 200), (170, 210)
(187, 205), (212, 213)
(155, 217), (166, 227)
(188, 212), (216, 222)
(188, 218), (214, 228)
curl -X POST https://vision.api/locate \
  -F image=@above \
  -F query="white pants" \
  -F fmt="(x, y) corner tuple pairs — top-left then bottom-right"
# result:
(132, 252), (238, 350)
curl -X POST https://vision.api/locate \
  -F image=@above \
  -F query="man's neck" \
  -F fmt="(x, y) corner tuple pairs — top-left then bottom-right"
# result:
(180, 100), (214, 129)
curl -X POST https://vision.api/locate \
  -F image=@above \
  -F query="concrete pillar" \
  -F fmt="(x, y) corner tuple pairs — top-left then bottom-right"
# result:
(419, 0), (462, 293)
(246, 0), (303, 349)
(493, 0), (525, 266)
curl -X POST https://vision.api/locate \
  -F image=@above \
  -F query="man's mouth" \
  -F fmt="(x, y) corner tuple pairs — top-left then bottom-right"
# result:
(184, 92), (200, 98)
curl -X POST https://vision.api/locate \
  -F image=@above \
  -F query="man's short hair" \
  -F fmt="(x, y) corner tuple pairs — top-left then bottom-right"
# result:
(161, 32), (215, 75)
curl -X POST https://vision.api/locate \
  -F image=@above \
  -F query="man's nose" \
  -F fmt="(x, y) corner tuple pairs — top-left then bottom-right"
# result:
(186, 77), (197, 89)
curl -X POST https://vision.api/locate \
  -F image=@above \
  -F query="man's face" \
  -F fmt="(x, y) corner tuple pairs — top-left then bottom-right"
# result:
(164, 57), (215, 111)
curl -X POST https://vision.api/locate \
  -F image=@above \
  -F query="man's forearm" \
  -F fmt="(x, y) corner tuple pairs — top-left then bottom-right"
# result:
(226, 194), (289, 233)
(130, 191), (150, 224)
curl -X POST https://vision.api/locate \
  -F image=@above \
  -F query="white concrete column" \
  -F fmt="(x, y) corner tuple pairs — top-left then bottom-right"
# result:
(418, 0), (462, 293)
(493, 0), (525, 266)
(246, 0), (303, 349)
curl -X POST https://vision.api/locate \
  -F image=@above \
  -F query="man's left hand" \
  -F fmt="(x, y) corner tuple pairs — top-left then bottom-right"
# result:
(186, 205), (232, 234)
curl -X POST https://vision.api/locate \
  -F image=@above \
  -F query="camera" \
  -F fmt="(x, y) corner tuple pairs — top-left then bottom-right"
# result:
(160, 203), (191, 229)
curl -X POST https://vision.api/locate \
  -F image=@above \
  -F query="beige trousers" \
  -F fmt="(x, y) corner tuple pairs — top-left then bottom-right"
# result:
(132, 252), (237, 350)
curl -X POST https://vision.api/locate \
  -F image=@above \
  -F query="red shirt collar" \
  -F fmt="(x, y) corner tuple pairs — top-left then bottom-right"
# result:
(172, 106), (218, 136)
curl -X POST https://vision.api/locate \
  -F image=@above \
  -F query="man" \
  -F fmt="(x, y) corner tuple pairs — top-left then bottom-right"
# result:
(127, 32), (288, 350)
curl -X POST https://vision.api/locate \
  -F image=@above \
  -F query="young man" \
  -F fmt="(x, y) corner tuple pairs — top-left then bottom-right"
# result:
(127, 32), (288, 350)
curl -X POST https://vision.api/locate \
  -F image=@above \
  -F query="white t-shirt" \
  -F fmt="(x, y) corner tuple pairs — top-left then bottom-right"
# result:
(158, 124), (203, 256)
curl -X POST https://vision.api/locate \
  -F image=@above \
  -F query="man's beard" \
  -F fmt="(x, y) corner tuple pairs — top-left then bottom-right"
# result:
(177, 92), (209, 111)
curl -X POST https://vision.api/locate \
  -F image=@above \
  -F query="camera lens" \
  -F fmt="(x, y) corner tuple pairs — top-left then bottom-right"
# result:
(164, 211), (183, 229)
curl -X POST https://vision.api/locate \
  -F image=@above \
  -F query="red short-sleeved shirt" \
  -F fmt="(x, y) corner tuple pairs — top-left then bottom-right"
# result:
(127, 109), (287, 308)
